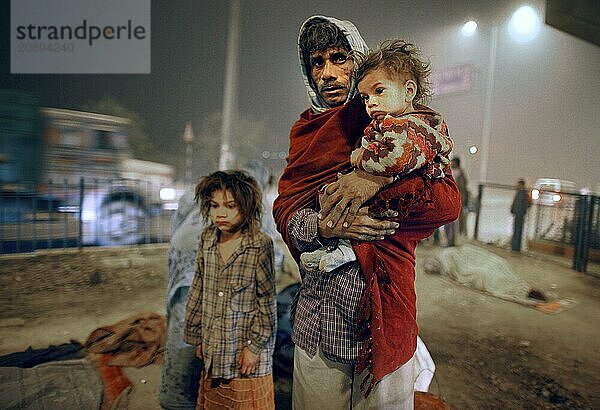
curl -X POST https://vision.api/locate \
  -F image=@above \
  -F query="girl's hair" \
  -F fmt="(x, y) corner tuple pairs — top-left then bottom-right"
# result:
(194, 170), (263, 235)
(352, 39), (432, 103)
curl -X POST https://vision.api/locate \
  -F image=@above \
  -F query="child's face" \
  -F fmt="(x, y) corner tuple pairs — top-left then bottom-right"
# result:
(208, 189), (244, 234)
(357, 68), (416, 121)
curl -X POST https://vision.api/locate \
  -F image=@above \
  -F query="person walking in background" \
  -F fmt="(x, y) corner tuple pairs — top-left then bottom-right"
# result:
(451, 157), (469, 236)
(432, 157), (467, 246)
(184, 170), (277, 409)
(273, 15), (460, 409)
(511, 178), (532, 252)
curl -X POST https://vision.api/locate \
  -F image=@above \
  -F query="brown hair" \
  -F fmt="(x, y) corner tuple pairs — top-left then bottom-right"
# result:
(353, 39), (432, 103)
(194, 170), (262, 235)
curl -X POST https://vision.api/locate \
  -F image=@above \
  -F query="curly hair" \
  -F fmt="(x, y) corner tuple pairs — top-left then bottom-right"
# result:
(352, 39), (432, 103)
(194, 170), (263, 236)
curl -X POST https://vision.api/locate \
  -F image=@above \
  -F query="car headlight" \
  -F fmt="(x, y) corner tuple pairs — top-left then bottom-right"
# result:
(160, 187), (176, 201)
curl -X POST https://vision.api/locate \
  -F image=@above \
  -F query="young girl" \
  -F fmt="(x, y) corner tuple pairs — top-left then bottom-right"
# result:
(184, 170), (277, 409)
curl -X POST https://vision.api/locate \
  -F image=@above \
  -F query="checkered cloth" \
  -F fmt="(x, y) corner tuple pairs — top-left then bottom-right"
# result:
(289, 209), (365, 363)
(184, 226), (277, 379)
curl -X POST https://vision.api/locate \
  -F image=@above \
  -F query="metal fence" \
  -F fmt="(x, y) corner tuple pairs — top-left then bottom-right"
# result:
(472, 183), (599, 273)
(0, 178), (177, 254)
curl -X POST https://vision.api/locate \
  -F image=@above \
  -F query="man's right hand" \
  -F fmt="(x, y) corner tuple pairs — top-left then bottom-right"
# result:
(318, 206), (398, 241)
(318, 169), (393, 230)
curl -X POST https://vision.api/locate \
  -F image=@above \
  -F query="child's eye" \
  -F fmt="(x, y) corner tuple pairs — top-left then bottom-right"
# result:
(360, 94), (369, 101)
(375, 87), (385, 95)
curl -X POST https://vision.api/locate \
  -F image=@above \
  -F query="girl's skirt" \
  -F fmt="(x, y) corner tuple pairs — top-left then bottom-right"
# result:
(196, 372), (274, 409)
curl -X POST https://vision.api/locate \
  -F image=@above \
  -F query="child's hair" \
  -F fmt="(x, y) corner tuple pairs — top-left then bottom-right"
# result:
(353, 39), (432, 103)
(194, 170), (263, 235)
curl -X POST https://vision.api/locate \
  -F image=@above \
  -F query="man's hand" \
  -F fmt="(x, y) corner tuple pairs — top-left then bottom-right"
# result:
(237, 347), (259, 376)
(195, 345), (203, 360)
(318, 206), (398, 241)
(319, 169), (393, 229)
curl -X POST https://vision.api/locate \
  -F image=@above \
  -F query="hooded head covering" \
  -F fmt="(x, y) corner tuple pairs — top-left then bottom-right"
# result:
(298, 16), (369, 113)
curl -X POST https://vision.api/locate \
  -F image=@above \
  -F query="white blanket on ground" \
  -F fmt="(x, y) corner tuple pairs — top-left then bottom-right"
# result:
(423, 244), (535, 305)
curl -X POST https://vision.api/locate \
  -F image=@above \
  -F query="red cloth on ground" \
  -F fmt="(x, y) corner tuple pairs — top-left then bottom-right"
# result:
(85, 312), (166, 368)
(273, 97), (461, 394)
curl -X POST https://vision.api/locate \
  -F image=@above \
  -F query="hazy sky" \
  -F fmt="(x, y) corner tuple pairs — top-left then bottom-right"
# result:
(2, 0), (599, 190)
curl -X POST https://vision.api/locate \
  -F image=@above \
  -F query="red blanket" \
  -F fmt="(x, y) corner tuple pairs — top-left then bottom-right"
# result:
(274, 97), (461, 394)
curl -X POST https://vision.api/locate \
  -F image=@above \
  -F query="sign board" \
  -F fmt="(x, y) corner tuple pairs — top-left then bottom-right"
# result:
(431, 64), (473, 96)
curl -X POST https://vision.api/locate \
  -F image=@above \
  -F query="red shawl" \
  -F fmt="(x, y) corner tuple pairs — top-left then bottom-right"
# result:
(273, 97), (461, 394)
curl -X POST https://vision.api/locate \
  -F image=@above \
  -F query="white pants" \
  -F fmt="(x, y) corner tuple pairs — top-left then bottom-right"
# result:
(292, 346), (415, 410)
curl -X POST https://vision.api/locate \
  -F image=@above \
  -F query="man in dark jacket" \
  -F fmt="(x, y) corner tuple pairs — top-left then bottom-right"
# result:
(511, 178), (532, 251)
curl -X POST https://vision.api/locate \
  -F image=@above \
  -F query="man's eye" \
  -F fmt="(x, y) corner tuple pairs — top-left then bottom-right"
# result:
(334, 55), (347, 63)
(311, 59), (324, 68)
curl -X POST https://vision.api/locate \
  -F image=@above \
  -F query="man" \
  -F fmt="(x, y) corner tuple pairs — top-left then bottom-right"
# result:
(510, 178), (531, 252)
(273, 16), (461, 409)
(452, 157), (469, 236)
(438, 156), (469, 246)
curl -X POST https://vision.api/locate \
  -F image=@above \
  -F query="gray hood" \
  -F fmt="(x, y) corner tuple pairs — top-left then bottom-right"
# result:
(298, 15), (369, 113)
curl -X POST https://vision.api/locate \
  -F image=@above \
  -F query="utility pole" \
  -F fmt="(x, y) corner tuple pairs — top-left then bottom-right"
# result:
(479, 25), (498, 184)
(219, 0), (241, 170)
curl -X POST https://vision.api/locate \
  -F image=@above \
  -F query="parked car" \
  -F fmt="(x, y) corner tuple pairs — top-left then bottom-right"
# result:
(531, 178), (577, 206)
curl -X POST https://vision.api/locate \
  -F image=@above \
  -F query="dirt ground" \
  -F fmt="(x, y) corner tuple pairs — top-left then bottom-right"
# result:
(0, 241), (599, 409)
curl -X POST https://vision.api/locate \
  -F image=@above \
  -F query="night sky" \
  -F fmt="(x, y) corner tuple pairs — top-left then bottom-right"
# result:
(2, 0), (599, 189)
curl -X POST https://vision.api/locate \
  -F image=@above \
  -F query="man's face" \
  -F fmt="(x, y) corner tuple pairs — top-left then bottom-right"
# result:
(309, 47), (353, 107)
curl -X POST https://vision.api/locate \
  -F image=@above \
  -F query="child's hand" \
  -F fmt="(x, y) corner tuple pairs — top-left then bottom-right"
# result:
(237, 346), (260, 376)
(350, 148), (362, 167)
(195, 345), (203, 360)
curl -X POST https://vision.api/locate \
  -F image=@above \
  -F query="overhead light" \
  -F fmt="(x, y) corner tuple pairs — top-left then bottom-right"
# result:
(509, 5), (540, 43)
(461, 20), (478, 36)
(160, 187), (176, 201)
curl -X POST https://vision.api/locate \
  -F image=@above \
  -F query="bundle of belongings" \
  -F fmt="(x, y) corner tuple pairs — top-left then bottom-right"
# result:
(0, 312), (166, 410)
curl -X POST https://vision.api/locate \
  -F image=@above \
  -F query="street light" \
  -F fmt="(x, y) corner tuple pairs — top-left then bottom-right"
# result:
(508, 6), (541, 43)
(461, 5), (541, 184)
(461, 20), (478, 37)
